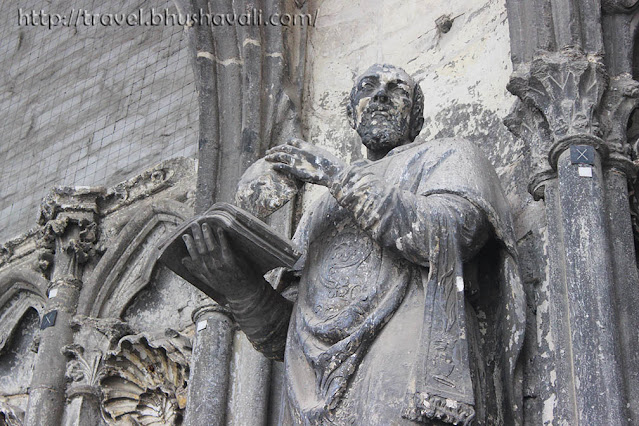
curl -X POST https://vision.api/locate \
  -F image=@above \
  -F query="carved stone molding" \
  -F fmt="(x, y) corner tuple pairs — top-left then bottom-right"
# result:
(80, 199), (191, 318)
(0, 268), (48, 356)
(99, 158), (195, 216)
(0, 230), (39, 270)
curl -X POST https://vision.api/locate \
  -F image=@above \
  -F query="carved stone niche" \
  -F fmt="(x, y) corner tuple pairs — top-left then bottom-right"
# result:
(98, 333), (191, 425)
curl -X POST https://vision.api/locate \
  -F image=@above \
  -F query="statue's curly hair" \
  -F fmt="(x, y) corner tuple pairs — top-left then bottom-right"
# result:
(348, 65), (425, 142)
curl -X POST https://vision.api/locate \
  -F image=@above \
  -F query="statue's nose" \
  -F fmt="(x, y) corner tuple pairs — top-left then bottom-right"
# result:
(373, 88), (389, 103)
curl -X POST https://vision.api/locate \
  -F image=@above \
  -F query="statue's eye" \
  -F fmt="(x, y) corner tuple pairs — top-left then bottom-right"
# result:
(361, 81), (374, 89)
(388, 82), (409, 97)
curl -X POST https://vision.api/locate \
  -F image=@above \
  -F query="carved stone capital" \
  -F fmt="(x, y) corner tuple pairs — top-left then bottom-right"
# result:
(600, 74), (639, 176)
(63, 343), (104, 393)
(38, 186), (105, 225)
(36, 187), (104, 275)
(507, 47), (614, 197)
(504, 100), (555, 199)
(508, 47), (608, 164)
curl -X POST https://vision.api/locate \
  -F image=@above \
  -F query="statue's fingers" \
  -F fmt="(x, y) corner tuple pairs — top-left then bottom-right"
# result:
(266, 144), (292, 155)
(271, 163), (295, 176)
(182, 234), (201, 262)
(273, 163), (313, 183)
(216, 228), (233, 264)
(265, 152), (293, 164)
(190, 223), (207, 255)
(182, 257), (195, 270)
(182, 258), (210, 282)
(287, 137), (305, 147)
(202, 223), (217, 252)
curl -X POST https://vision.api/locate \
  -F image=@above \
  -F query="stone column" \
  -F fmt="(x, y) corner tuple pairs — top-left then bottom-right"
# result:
(24, 188), (101, 426)
(62, 384), (103, 426)
(507, 47), (635, 424)
(599, 73), (639, 425)
(184, 304), (235, 426)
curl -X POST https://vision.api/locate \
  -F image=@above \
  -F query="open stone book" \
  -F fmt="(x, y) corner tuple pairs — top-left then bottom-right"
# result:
(156, 202), (300, 306)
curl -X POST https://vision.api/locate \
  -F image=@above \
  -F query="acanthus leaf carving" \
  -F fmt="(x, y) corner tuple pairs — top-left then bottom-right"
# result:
(507, 47), (609, 169)
(504, 98), (555, 199)
(601, 74), (639, 158)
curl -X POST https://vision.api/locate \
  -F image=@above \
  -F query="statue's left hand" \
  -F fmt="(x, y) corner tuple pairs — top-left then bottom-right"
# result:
(264, 138), (346, 187)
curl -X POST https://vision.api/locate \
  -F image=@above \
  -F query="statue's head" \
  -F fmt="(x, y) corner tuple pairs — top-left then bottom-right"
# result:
(347, 64), (424, 157)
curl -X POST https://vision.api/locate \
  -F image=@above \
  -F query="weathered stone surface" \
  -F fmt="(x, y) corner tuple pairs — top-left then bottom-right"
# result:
(1, 0), (638, 425)
(0, 0), (198, 242)
(180, 63), (526, 425)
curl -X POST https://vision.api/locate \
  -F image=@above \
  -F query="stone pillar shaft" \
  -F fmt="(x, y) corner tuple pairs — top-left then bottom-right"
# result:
(507, 44), (638, 424)
(543, 148), (626, 424)
(184, 307), (234, 426)
(604, 168), (639, 424)
(25, 230), (82, 426)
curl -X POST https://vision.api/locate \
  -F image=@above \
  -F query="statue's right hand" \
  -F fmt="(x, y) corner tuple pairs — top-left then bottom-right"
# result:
(181, 222), (260, 300)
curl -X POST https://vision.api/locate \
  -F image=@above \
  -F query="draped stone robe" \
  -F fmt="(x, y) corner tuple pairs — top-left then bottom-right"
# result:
(279, 138), (525, 426)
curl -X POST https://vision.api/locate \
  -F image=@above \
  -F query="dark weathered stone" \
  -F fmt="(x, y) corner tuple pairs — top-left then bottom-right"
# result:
(505, 1), (639, 423)
(180, 64), (526, 425)
(183, 306), (234, 426)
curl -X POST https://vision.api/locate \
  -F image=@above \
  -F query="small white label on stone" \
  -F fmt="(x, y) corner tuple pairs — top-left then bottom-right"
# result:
(456, 276), (464, 292)
(578, 166), (592, 178)
(197, 320), (208, 331)
(48, 289), (58, 298)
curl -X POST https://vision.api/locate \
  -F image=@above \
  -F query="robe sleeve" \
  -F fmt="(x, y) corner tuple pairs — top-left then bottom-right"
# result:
(224, 206), (316, 361)
(329, 164), (490, 267)
(226, 279), (293, 361)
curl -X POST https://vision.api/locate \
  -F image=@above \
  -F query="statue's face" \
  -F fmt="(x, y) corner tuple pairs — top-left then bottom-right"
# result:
(349, 65), (415, 154)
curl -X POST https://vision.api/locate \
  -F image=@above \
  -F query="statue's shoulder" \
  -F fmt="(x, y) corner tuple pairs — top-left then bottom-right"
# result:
(388, 136), (484, 162)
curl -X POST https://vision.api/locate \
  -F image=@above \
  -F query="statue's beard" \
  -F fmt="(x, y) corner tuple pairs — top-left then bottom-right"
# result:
(356, 108), (409, 153)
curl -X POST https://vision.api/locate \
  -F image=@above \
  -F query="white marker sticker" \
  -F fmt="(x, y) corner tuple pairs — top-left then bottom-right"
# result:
(48, 288), (58, 298)
(456, 276), (464, 292)
(578, 166), (592, 178)
(197, 320), (208, 332)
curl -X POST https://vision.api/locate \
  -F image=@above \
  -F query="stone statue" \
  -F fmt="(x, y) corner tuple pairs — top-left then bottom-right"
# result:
(182, 64), (526, 425)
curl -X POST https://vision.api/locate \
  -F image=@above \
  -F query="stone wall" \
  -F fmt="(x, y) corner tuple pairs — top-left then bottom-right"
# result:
(0, 0), (198, 241)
